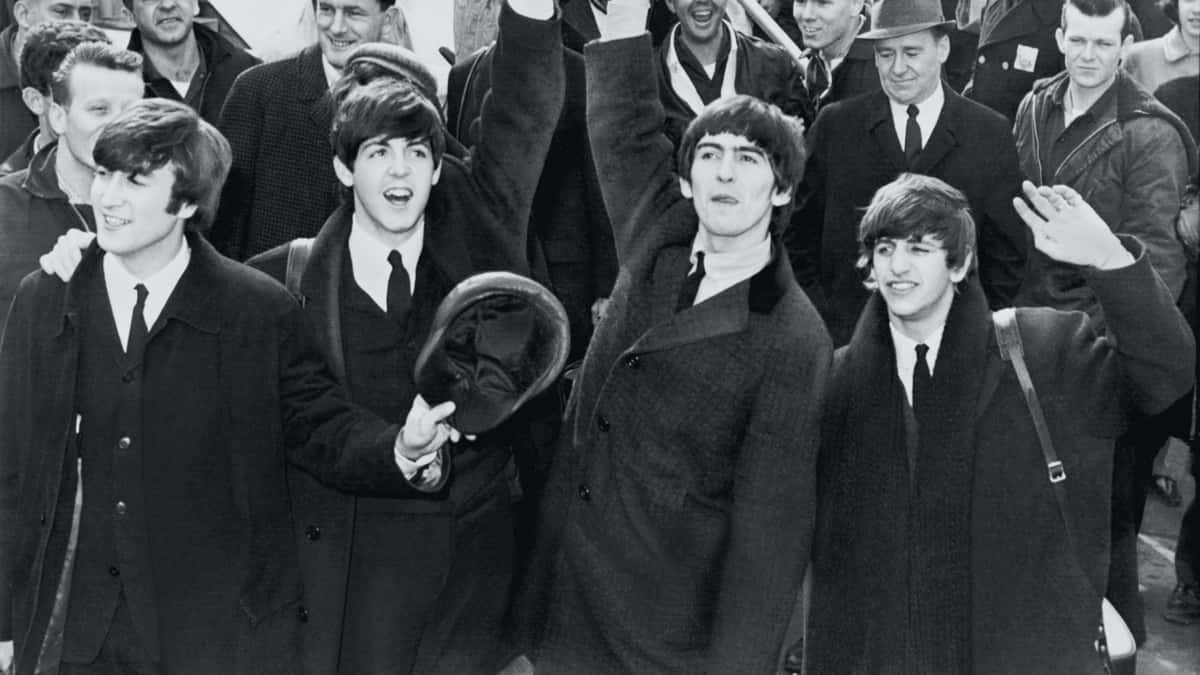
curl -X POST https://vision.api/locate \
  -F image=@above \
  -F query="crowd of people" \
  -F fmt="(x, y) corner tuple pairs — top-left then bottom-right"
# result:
(0, 0), (1197, 673)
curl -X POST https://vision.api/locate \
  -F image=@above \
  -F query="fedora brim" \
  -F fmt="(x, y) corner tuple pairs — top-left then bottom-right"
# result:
(859, 20), (956, 40)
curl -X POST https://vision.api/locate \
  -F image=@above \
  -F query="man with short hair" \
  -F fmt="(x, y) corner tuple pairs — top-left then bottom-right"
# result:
(0, 97), (464, 675)
(0, 42), (142, 319)
(0, 19), (108, 176)
(246, 2), (564, 671)
(213, 0), (412, 260)
(122, 0), (259, 125)
(1013, 0), (1195, 641)
(806, 172), (1194, 674)
(793, 0), (880, 112)
(656, 0), (813, 148)
(0, 0), (94, 158)
(514, 1), (831, 672)
(788, 0), (1027, 346)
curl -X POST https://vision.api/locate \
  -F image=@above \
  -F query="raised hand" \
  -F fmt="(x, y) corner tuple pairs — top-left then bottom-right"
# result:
(1011, 181), (1134, 271)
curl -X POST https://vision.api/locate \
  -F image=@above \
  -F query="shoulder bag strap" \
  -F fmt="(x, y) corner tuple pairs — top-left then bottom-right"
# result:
(285, 238), (315, 306)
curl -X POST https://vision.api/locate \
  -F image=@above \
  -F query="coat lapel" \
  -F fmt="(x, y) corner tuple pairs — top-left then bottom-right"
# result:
(301, 204), (351, 383)
(296, 46), (333, 142)
(911, 86), (962, 175)
(866, 92), (910, 173)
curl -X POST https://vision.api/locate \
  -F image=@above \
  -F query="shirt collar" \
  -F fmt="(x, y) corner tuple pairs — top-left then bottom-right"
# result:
(1163, 25), (1199, 62)
(888, 82), (945, 127)
(347, 212), (424, 311)
(102, 236), (192, 330)
(889, 320), (946, 374)
(688, 232), (772, 286)
(322, 54), (341, 89)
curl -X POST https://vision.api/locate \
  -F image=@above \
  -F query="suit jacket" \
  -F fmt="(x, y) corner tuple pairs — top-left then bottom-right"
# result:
(807, 239), (1194, 674)
(519, 34), (831, 675)
(0, 234), (420, 675)
(213, 45), (338, 260)
(963, 0), (1064, 121)
(248, 7), (565, 672)
(788, 85), (1029, 346)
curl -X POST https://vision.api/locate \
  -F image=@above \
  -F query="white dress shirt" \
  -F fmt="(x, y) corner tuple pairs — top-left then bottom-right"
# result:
(889, 83), (945, 153)
(103, 240), (191, 351)
(347, 214), (424, 312)
(687, 233), (773, 306)
(889, 321), (946, 406)
(322, 55), (341, 89)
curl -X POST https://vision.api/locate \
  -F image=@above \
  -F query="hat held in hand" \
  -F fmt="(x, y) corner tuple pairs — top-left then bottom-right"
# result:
(859, 0), (956, 40)
(414, 272), (571, 435)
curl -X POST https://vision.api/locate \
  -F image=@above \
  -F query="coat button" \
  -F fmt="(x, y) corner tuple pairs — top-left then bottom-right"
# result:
(298, 606), (309, 622)
(597, 416), (610, 432)
(623, 355), (640, 369)
(115, 501), (127, 516)
(40, 513), (46, 525)
(305, 525), (321, 541)
(122, 371), (134, 383)
(577, 483), (591, 501)
(1002, 61), (1009, 70)
(109, 566), (120, 577)
(117, 437), (131, 450)
(978, 54), (986, 64)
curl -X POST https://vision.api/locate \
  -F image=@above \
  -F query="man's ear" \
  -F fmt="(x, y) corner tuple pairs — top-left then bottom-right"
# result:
(381, 6), (414, 50)
(13, 1), (32, 30)
(936, 32), (951, 64)
(21, 87), (46, 116)
(1055, 26), (1066, 55)
(431, 160), (442, 186)
(1119, 33), (1134, 59)
(771, 187), (793, 207)
(173, 201), (199, 221)
(679, 176), (693, 199)
(47, 100), (67, 137)
(950, 248), (973, 283)
(333, 155), (354, 187)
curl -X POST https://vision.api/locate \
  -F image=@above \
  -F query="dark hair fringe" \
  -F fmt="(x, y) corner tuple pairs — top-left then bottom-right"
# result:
(330, 78), (445, 171)
(856, 173), (977, 279)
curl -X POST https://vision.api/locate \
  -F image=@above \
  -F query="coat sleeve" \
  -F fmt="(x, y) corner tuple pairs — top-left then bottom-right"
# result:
(707, 315), (832, 673)
(213, 67), (265, 260)
(585, 33), (692, 263)
(1112, 116), (1189, 301)
(466, 1), (564, 269)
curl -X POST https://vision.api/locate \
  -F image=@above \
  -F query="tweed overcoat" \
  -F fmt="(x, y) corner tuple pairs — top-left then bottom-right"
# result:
(0, 235), (421, 675)
(788, 85), (1029, 346)
(212, 45), (339, 260)
(521, 33), (831, 675)
(807, 240), (1195, 674)
(248, 7), (565, 671)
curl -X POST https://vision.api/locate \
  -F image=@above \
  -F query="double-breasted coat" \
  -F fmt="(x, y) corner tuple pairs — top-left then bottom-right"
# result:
(517, 33), (832, 675)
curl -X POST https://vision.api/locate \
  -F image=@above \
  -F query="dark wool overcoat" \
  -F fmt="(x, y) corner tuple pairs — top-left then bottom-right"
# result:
(788, 85), (1029, 346)
(807, 240), (1194, 674)
(963, 0), (1064, 121)
(518, 34), (831, 675)
(249, 7), (565, 672)
(0, 235), (420, 675)
(212, 45), (339, 260)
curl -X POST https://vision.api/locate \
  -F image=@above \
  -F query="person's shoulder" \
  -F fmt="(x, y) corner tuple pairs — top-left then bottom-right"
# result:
(231, 48), (308, 90)
(952, 89), (1014, 130)
(736, 30), (798, 67)
(0, 168), (30, 208)
(244, 240), (291, 283)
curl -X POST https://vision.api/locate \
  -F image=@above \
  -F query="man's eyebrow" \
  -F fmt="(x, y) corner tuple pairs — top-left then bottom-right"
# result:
(696, 141), (767, 157)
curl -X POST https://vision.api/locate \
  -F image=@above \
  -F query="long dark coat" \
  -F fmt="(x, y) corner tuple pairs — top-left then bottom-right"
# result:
(212, 45), (338, 260)
(0, 235), (419, 675)
(788, 85), (1029, 346)
(964, 0), (1065, 121)
(806, 240), (1194, 674)
(518, 34), (831, 675)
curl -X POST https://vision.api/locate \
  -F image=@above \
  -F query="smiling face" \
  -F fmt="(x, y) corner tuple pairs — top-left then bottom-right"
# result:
(874, 29), (949, 106)
(794, 0), (865, 53)
(680, 132), (792, 253)
(1181, 0), (1200, 40)
(129, 0), (199, 48)
(1056, 4), (1131, 93)
(872, 234), (969, 339)
(334, 134), (441, 248)
(50, 64), (145, 172)
(315, 0), (394, 69)
(666, 0), (730, 48)
(92, 162), (195, 278)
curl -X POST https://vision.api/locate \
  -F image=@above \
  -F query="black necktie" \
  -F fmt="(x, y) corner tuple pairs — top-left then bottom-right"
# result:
(806, 54), (830, 103)
(904, 104), (922, 166)
(913, 343), (933, 425)
(387, 250), (412, 324)
(127, 284), (149, 356)
(676, 251), (706, 312)
(590, 0), (608, 13)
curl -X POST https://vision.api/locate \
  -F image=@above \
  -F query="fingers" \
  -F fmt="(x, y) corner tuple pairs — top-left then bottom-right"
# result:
(1019, 180), (1058, 222)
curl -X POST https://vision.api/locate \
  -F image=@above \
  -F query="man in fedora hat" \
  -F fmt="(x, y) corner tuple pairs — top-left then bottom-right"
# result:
(786, 0), (1028, 346)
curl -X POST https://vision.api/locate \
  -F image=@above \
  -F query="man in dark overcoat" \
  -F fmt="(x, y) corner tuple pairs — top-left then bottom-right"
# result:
(0, 99), (459, 675)
(805, 174), (1194, 674)
(248, 2), (564, 672)
(514, 1), (832, 672)
(787, 0), (1027, 346)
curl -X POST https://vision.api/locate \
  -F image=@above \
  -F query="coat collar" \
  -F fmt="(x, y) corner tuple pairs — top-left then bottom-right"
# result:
(21, 142), (67, 200)
(978, 0), (1061, 48)
(60, 231), (223, 337)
